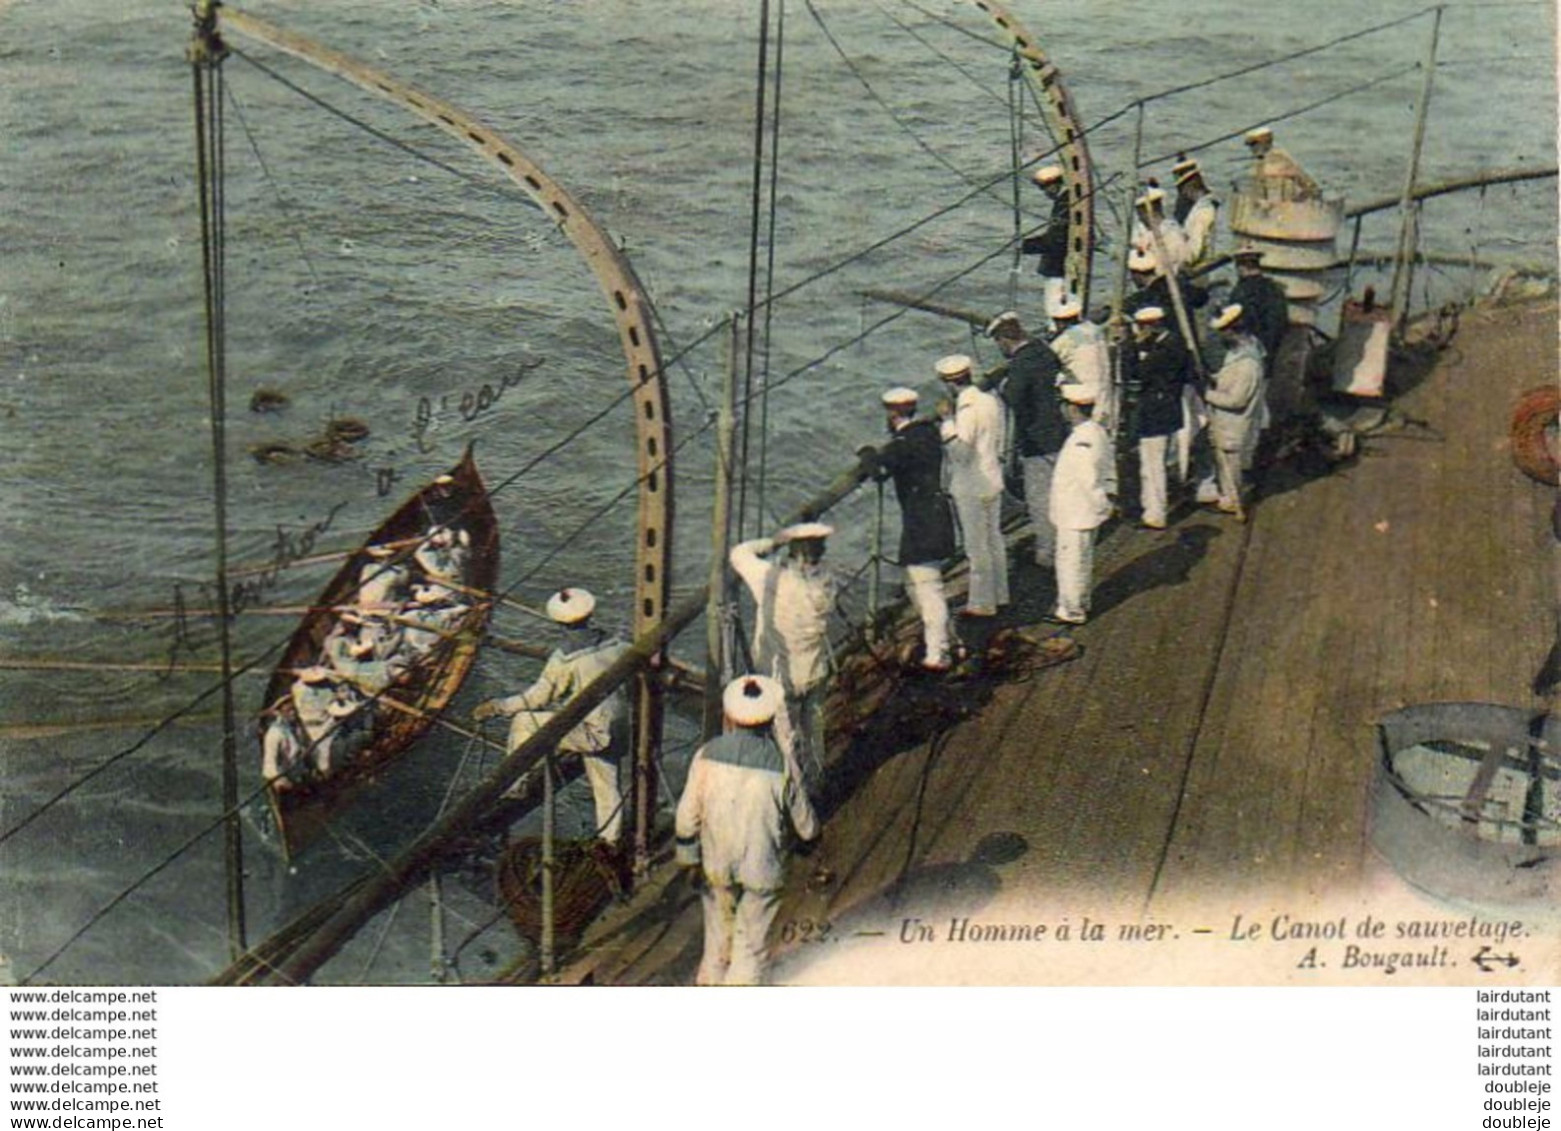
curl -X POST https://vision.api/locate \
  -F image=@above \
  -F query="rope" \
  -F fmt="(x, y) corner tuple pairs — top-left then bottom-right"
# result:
(804, 0), (1015, 210)
(872, 0), (1007, 106)
(735, 0), (774, 543)
(225, 80), (322, 288)
(755, 0), (787, 544)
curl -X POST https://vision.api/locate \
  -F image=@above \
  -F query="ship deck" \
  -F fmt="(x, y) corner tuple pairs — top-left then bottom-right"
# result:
(545, 296), (1558, 986)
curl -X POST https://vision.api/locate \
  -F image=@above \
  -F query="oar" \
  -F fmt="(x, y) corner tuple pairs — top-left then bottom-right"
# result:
(0, 658), (271, 675)
(226, 535), (424, 580)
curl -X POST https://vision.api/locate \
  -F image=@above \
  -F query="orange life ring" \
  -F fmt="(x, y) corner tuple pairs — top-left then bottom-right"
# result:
(1511, 385), (1561, 486)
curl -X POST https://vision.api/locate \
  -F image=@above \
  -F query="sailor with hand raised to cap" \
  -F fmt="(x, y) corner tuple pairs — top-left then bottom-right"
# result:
(1048, 384), (1117, 626)
(729, 523), (838, 791)
(858, 385), (957, 670)
(474, 587), (630, 843)
(936, 353), (1009, 617)
(675, 674), (819, 987)
(1020, 164), (1071, 323)
(1203, 304), (1266, 522)
(1126, 306), (1191, 530)
(986, 312), (1067, 568)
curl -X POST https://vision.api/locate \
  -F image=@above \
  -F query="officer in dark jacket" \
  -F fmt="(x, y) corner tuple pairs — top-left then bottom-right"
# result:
(986, 311), (1067, 566)
(1229, 247), (1289, 366)
(1020, 165), (1070, 322)
(859, 387), (956, 670)
(1126, 307), (1191, 528)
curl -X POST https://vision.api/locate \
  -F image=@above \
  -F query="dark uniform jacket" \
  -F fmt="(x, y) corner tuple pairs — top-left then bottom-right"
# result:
(1020, 192), (1070, 277)
(865, 418), (957, 567)
(1230, 273), (1290, 361)
(1129, 329), (1192, 439)
(1123, 272), (1207, 319)
(1000, 338), (1068, 459)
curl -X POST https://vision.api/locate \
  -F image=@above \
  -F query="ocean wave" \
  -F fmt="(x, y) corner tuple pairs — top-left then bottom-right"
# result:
(0, 583), (85, 625)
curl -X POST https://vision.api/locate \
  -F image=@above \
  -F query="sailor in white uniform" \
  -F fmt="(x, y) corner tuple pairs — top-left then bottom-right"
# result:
(289, 665), (344, 777)
(1243, 126), (1321, 201)
(474, 588), (629, 843)
(1050, 299), (1114, 433)
(936, 353), (1009, 617)
(729, 524), (837, 789)
(1204, 304), (1266, 522)
(1173, 161), (1219, 272)
(394, 582), (470, 666)
(1131, 187), (1187, 276)
(357, 543), (409, 616)
(261, 701), (306, 790)
(413, 525), (470, 600)
(1048, 385), (1117, 625)
(675, 675), (819, 987)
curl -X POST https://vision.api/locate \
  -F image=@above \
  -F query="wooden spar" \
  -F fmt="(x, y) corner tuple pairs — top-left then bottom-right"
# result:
(0, 658), (268, 675)
(859, 288), (988, 326)
(1346, 165), (1558, 220)
(485, 632), (707, 691)
(227, 458), (874, 986)
(226, 536), (421, 580)
(703, 315), (739, 738)
(1389, 6), (1443, 330)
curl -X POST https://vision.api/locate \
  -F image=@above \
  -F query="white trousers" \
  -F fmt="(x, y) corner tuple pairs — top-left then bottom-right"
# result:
(1176, 386), (1205, 483)
(1020, 454), (1058, 565)
(904, 563), (950, 667)
(1138, 434), (1170, 526)
(697, 883), (782, 986)
(506, 710), (623, 842)
(770, 685), (825, 793)
(953, 489), (1009, 612)
(1214, 446), (1246, 509)
(1054, 526), (1096, 622)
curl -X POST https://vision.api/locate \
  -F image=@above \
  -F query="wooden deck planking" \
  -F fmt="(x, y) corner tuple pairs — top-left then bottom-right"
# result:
(545, 300), (1555, 984)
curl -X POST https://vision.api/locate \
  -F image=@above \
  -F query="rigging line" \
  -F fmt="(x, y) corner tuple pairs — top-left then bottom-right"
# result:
(20, 772), (278, 985)
(224, 79), (322, 288)
(872, 0), (1007, 107)
(895, 0), (1011, 49)
(638, 285), (712, 415)
(1007, 46), (1023, 301)
(1138, 6), (1436, 106)
(1139, 63), (1423, 168)
(229, 47), (518, 203)
(804, 0), (1013, 210)
(755, 0), (786, 547)
(735, 0), (773, 544)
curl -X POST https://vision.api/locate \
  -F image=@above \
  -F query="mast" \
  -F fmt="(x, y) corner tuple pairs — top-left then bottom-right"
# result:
(188, 0), (245, 958)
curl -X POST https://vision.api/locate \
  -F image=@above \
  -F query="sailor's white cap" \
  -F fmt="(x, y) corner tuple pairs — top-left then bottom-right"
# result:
(426, 526), (454, 548)
(778, 522), (834, 543)
(365, 543), (396, 559)
(1211, 303), (1245, 331)
(1135, 187), (1166, 209)
(1174, 162), (1204, 186)
(1128, 248), (1158, 273)
(1133, 306), (1166, 324)
(1244, 126), (1274, 145)
(411, 582), (446, 605)
(723, 674), (783, 727)
(298, 665), (333, 684)
(546, 587), (596, 624)
(1232, 244), (1265, 264)
(1032, 164), (1065, 186)
(935, 354), (974, 381)
(1051, 296), (1083, 320)
(1171, 156), (1199, 177)
(433, 473), (456, 486)
(881, 386), (919, 407)
(339, 610), (364, 627)
(984, 311), (1025, 339)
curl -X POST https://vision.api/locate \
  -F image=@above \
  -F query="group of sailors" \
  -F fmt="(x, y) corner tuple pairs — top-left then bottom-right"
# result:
(261, 476), (477, 793)
(670, 132), (1320, 985)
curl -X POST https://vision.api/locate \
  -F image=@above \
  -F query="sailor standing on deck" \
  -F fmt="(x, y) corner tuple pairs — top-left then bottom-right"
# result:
(1127, 307), (1191, 530)
(858, 386), (957, 671)
(728, 525), (837, 790)
(1131, 187), (1187, 276)
(1020, 164), (1071, 324)
(1173, 161), (1220, 273)
(474, 588), (629, 844)
(1204, 304), (1266, 522)
(986, 311), (1068, 567)
(1243, 126), (1321, 201)
(1229, 247), (1290, 369)
(1050, 299), (1114, 432)
(1048, 385), (1117, 626)
(676, 675), (819, 987)
(936, 354), (1009, 617)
